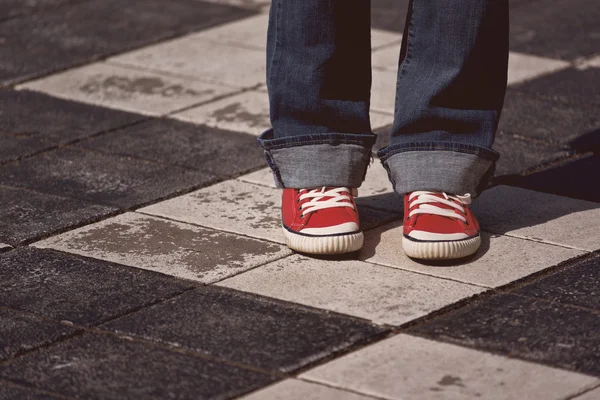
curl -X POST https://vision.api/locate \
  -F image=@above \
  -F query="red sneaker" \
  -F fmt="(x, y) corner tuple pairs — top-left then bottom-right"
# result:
(403, 191), (481, 260)
(282, 187), (363, 254)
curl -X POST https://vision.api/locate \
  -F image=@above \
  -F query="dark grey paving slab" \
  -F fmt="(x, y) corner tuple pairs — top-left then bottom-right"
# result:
(514, 68), (600, 109)
(0, 0), (80, 21)
(499, 154), (600, 203)
(491, 132), (571, 176)
(0, 147), (213, 209)
(0, 382), (63, 400)
(514, 254), (600, 310)
(410, 293), (600, 376)
(77, 119), (266, 177)
(0, 247), (193, 326)
(0, 308), (77, 361)
(0, 185), (116, 246)
(509, 0), (600, 60)
(498, 89), (600, 145)
(0, 333), (275, 400)
(0, 90), (144, 163)
(102, 287), (387, 373)
(371, 0), (410, 33)
(0, 0), (255, 83)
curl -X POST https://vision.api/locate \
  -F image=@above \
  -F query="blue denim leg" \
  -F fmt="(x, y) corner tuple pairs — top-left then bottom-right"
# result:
(260, 0), (375, 189)
(379, 0), (509, 196)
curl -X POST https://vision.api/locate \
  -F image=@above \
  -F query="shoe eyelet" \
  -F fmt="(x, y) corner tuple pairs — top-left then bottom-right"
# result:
(300, 213), (305, 218)
(298, 206), (302, 211)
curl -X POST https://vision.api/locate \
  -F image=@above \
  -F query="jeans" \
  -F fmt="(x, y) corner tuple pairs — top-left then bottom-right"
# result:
(258, 0), (509, 196)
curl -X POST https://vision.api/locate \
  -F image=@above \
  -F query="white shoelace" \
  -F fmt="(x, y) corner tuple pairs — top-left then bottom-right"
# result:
(298, 187), (356, 218)
(408, 191), (472, 223)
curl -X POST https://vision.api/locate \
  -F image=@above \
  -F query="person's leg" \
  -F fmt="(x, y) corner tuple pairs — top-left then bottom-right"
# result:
(379, 0), (509, 259)
(259, 0), (375, 189)
(259, 0), (375, 254)
(380, 0), (508, 197)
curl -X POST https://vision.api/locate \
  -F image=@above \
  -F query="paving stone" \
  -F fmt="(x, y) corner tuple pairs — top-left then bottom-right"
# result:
(371, 0), (410, 33)
(506, 52), (570, 85)
(0, 247), (192, 326)
(513, 67), (600, 109)
(572, 387), (600, 400)
(472, 186), (600, 251)
(498, 89), (600, 144)
(0, 185), (117, 246)
(372, 40), (402, 70)
(370, 110), (394, 131)
(492, 132), (570, 176)
(0, 147), (212, 209)
(242, 379), (376, 400)
(194, 13), (268, 49)
(109, 35), (266, 88)
(0, 90), (143, 163)
(0, 308), (77, 361)
(0, 0), (75, 20)
(0, 243), (10, 251)
(139, 180), (397, 244)
(34, 212), (291, 283)
(0, 383), (63, 400)
(173, 90), (270, 135)
(361, 221), (583, 288)
(218, 254), (483, 325)
(514, 254), (600, 311)
(77, 118), (265, 176)
(504, 154), (600, 203)
(238, 167), (277, 188)
(102, 287), (385, 373)
(371, 29), (402, 50)
(371, 68), (396, 114)
(410, 294), (600, 376)
(509, 0), (600, 60)
(301, 334), (599, 400)
(0, 333), (275, 400)
(19, 63), (235, 116)
(0, 0), (255, 83)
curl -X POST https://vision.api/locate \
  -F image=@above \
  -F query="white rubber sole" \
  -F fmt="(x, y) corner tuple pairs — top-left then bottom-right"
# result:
(402, 235), (481, 260)
(283, 227), (364, 254)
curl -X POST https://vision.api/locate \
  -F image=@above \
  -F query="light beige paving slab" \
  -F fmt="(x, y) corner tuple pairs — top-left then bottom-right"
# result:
(218, 254), (483, 325)
(371, 68), (396, 114)
(109, 36), (265, 88)
(473, 186), (600, 252)
(361, 220), (583, 288)
(372, 41), (402, 70)
(139, 180), (285, 244)
(302, 334), (599, 400)
(577, 54), (600, 70)
(17, 63), (234, 116)
(173, 90), (269, 135)
(140, 179), (399, 243)
(238, 167), (277, 188)
(195, 13), (268, 49)
(0, 243), (11, 250)
(32, 212), (290, 283)
(242, 379), (377, 400)
(370, 110), (394, 131)
(572, 387), (600, 400)
(371, 29), (402, 50)
(507, 52), (570, 85)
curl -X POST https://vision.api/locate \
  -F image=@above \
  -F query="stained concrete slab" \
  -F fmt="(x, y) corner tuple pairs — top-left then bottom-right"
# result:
(0, 333), (276, 400)
(302, 334), (599, 400)
(0, 185), (117, 246)
(472, 186), (600, 251)
(218, 254), (484, 326)
(0, 90), (143, 163)
(77, 118), (265, 177)
(0, 308), (77, 361)
(33, 212), (291, 283)
(193, 13), (268, 49)
(19, 62), (236, 116)
(242, 379), (377, 400)
(361, 221), (583, 288)
(572, 387), (600, 400)
(0, 247), (193, 326)
(109, 34), (266, 88)
(0, 0), (255, 83)
(0, 0), (76, 20)
(410, 294), (600, 376)
(102, 287), (386, 373)
(0, 147), (213, 209)
(0, 383), (64, 400)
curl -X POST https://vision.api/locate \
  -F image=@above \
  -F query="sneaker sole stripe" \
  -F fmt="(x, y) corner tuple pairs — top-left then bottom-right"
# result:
(283, 227), (364, 255)
(402, 235), (481, 260)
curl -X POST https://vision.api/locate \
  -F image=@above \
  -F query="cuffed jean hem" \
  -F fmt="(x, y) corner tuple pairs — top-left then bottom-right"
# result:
(378, 144), (499, 197)
(257, 129), (377, 188)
